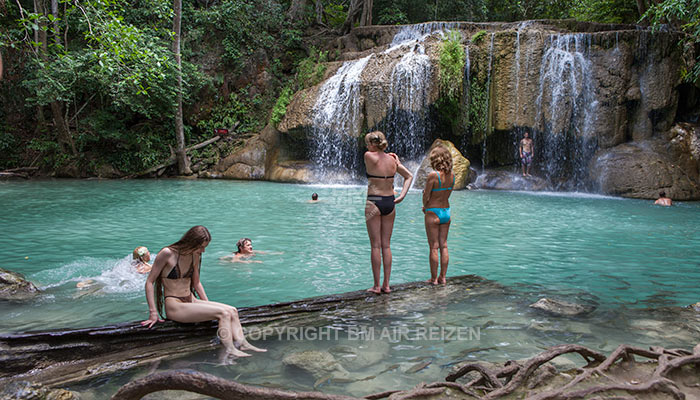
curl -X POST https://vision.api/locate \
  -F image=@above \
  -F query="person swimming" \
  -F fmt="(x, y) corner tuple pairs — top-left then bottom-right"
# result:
(132, 246), (152, 274)
(141, 226), (265, 358)
(363, 131), (413, 294)
(422, 146), (455, 285)
(220, 238), (263, 263)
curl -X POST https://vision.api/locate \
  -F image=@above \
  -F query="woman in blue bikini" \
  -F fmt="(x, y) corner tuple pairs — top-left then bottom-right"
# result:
(422, 146), (454, 285)
(364, 131), (413, 294)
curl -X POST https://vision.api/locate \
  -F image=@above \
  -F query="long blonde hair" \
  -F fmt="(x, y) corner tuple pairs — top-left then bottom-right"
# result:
(365, 131), (388, 151)
(429, 146), (453, 173)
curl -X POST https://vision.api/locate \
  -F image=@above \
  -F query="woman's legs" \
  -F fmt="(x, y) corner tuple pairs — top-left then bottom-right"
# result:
(365, 201), (382, 294)
(437, 221), (451, 284)
(166, 299), (249, 357)
(193, 298), (266, 352)
(379, 211), (395, 292)
(424, 212), (440, 284)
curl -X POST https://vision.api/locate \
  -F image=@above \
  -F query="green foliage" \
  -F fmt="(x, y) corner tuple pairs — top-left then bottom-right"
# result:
(643, 0), (700, 84)
(468, 74), (489, 143)
(0, 130), (18, 169)
(324, 3), (347, 28)
(377, 5), (409, 25)
(471, 30), (487, 43)
(295, 48), (328, 90)
(270, 86), (293, 127)
(438, 30), (465, 102)
(570, 0), (639, 24)
(196, 90), (260, 136)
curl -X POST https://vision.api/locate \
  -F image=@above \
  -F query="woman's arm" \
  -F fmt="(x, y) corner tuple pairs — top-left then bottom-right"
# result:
(141, 248), (169, 327)
(394, 161), (414, 204)
(422, 172), (436, 211)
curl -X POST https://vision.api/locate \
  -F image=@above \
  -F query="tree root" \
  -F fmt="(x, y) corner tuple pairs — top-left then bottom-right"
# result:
(110, 344), (700, 400)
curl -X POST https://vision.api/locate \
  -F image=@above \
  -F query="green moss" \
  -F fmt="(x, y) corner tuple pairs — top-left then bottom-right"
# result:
(471, 30), (487, 43)
(436, 30), (466, 136)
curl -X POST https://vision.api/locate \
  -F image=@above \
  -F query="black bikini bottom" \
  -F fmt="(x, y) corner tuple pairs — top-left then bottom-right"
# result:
(367, 195), (395, 216)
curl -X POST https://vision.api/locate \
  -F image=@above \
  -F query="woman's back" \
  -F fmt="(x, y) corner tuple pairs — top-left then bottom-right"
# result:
(365, 151), (397, 196)
(425, 171), (453, 208)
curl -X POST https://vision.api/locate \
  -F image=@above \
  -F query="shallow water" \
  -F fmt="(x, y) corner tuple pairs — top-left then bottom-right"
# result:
(1, 179), (699, 396)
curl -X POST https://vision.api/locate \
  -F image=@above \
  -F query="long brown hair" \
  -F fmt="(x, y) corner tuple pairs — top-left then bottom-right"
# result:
(429, 146), (453, 173)
(155, 226), (211, 318)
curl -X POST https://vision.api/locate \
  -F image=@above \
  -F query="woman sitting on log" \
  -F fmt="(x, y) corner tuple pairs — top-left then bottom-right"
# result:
(141, 225), (265, 358)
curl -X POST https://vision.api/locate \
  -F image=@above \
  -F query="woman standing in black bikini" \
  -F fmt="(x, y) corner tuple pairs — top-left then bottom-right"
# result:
(364, 131), (413, 294)
(141, 226), (265, 358)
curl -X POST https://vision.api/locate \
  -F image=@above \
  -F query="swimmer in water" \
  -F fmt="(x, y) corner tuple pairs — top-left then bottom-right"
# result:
(221, 238), (264, 263)
(132, 246), (153, 274)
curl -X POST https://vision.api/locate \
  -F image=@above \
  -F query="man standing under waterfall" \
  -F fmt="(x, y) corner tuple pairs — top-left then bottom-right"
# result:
(519, 131), (534, 177)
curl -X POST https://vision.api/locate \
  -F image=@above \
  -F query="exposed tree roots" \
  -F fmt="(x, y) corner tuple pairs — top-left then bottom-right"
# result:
(111, 344), (700, 400)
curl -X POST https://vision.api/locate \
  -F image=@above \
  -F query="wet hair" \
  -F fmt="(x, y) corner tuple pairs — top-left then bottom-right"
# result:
(155, 226), (211, 318)
(365, 131), (388, 151)
(429, 146), (453, 173)
(236, 238), (252, 254)
(659, 191), (666, 198)
(132, 246), (149, 261)
(312, 193), (318, 200)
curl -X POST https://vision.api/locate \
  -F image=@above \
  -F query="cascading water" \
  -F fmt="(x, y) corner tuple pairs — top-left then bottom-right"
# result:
(310, 55), (372, 181)
(482, 33), (495, 170)
(388, 22), (460, 50)
(535, 33), (598, 190)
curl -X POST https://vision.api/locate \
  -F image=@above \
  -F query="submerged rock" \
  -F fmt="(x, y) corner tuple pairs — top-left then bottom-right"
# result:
(529, 298), (595, 317)
(0, 381), (78, 400)
(282, 350), (349, 380)
(414, 139), (473, 190)
(0, 268), (40, 301)
(474, 170), (549, 191)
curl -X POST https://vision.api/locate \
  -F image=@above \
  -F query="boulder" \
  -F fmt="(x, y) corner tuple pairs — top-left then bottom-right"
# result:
(529, 298), (595, 317)
(218, 139), (267, 180)
(329, 340), (390, 371)
(0, 381), (78, 400)
(282, 350), (349, 380)
(0, 268), (40, 301)
(474, 170), (549, 191)
(589, 138), (700, 200)
(413, 139), (472, 190)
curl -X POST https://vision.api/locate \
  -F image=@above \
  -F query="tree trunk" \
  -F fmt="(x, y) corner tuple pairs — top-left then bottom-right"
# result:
(360, 0), (372, 26)
(286, 0), (307, 21)
(342, 0), (363, 34)
(314, 0), (323, 25)
(172, 0), (191, 175)
(51, 0), (60, 46)
(36, 0), (76, 156)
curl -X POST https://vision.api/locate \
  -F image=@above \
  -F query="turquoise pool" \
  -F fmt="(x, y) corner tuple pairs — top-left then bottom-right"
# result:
(1, 179), (699, 333)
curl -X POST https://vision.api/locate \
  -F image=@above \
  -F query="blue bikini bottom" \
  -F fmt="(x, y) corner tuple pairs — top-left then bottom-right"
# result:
(425, 207), (451, 224)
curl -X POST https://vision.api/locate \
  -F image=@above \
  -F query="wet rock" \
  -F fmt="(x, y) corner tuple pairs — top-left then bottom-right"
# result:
(0, 381), (78, 400)
(95, 163), (121, 179)
(218, 139), (267, 180)
(330, 340), (390, 371)
(474, 170), (549, 191)
(589, 138), (700, 200)
(414, 139), (472, 190)
(688, 302), (700, 312)
(0, 268), (40, 301)
(529, 298), (595, 317)
(282, 350), (349, 380)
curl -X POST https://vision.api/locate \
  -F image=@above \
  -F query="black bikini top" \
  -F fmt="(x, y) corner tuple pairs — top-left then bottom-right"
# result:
(165, 249), (199, 280)
(366, 173), (394, 179)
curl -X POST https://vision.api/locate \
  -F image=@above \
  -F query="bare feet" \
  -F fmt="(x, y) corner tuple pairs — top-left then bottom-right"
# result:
(239, 341), (267, 352)
(426, 278), (438, 285)
(226, 347), (251, 358)
(437, 277), (446, 285)
(367, 287), (381, 294)
(381, 286), (391, 294)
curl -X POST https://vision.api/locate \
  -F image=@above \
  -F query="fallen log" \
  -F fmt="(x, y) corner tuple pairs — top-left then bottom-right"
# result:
(0, 275), (490, 387)
(125, 135), (222, 178)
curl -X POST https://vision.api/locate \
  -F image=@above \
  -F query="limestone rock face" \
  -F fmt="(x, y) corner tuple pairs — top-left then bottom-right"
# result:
(474, 170), (549, 191)
(589, 136), (700, 200)
(529, 298), (595, 317)
(414, 139), (472, 190)
(0, 268), (40, 301)
(0, 381), (78, 399)
(282, 350), (349, 380)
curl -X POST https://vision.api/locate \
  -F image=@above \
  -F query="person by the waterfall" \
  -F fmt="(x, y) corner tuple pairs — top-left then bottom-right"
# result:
(519, 131), (534, 177)
(364, 131), (414, 294)
(654, 191), (673, 206)
(141, 226), (266, 359)
(422, 146), (454, 285)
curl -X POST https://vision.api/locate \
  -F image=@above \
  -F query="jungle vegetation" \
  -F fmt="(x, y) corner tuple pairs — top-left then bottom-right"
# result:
(0, 0), (697, 175)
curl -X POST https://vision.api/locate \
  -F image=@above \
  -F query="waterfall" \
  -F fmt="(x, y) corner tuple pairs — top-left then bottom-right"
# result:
(535, 33), (598, 190)
(482, 33), (495, 170)
(310, 55), (372, 181)
(388, 22), (460, 50)
(461, 45), (471, 152)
